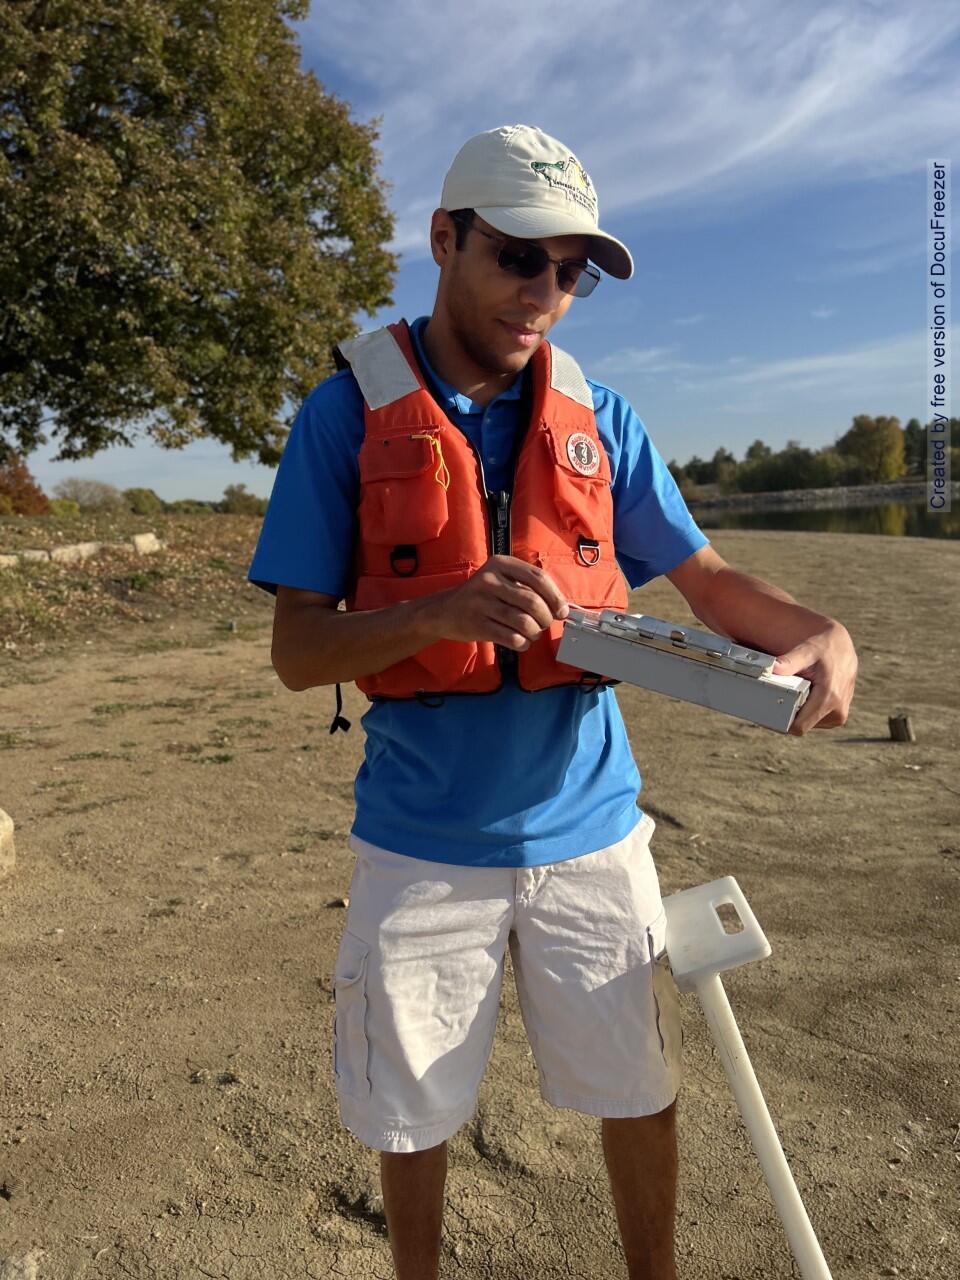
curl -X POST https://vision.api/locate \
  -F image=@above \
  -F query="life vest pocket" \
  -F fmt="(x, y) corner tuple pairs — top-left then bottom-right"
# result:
(541, 421), (612, 536)
(517, 554), (627, 690)
(351, 568), (500, 697)
(358, 431), (450, 547)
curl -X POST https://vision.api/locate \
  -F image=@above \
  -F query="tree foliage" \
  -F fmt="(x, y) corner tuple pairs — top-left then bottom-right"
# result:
(124, 486), (165, 515)
(0, 451), (50, 513)
(53, 476), (126, 510)
(0, 0), (396, 464)
(835, 415), (906, 483)
(219, 481), (267, 514)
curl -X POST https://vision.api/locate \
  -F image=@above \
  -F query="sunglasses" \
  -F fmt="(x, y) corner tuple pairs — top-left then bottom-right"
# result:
(451, 214), (601, 298)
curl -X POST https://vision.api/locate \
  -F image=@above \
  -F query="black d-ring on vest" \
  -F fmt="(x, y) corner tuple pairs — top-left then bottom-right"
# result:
(390, 545), (419, 576)
(577, 536), (601, 567)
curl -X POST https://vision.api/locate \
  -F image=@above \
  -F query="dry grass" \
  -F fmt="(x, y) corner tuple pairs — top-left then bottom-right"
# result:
(0, 513), (273, 665)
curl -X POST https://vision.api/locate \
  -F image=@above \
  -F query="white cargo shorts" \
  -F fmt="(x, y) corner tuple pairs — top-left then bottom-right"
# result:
(331, 812), (683, 1153)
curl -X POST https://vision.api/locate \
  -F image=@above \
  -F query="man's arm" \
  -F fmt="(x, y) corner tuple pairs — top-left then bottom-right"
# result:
(664, 544), (858, 737)
(271, 557), (569, 692)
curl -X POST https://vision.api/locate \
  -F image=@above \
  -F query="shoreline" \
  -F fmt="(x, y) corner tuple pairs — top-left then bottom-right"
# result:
(686, 478), (959, 513)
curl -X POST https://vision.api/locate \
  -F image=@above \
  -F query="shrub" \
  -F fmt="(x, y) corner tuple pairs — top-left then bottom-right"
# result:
(48, 498), (81, 517)
(53, 478), (126, 511)
(165, 498), (217, 515)
(219, 483), (268, 516)
(0, 452), (51, 514)
(124, 487), (165, 517)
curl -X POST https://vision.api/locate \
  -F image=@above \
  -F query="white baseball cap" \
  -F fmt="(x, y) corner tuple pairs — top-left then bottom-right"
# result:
(439, 124), (633, 280)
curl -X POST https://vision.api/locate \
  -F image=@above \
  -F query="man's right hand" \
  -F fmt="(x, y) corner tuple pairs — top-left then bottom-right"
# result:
(271, 557), (569, 692)
(423, 555), (569, 651)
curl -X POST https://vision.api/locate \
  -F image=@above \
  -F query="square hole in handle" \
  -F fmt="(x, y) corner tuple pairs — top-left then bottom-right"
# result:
(714, 900), (745, 935)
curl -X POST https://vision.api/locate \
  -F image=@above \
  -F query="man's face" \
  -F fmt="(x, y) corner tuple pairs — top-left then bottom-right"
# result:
(432, 212), (593, 379)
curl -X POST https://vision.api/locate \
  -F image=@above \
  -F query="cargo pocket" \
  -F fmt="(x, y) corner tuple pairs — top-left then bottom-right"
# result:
(332, 931), (372, 1101)
(359, 431), (450, 546)
(351, 570), (496, 694)
(646, 914), (684, 1080)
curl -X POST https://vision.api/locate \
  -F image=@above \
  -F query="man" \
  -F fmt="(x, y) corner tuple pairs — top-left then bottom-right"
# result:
(249, 124), (857, 1280)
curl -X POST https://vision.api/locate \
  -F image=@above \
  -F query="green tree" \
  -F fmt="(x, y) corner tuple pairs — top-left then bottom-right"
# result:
(745, 439), (772, 462)
(165, 498), (216, 514)
(0, 0), (396, 464)
(737, 442), (843, 493)
(835, 415), (906, 483)
(684, 454), (713, 485)
(903, 418), (924, 474)
(219, 482), (267, 515)
(124, 487), (165, 516)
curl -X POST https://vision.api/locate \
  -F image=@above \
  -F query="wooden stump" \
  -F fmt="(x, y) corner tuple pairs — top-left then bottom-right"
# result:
(888, 713), (916, 742)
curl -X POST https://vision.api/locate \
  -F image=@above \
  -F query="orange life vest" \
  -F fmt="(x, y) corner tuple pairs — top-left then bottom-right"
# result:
(338, 320), (627, 701)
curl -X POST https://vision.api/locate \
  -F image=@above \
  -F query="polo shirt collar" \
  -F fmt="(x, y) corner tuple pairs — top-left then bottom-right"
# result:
(409, 316), (523, 415)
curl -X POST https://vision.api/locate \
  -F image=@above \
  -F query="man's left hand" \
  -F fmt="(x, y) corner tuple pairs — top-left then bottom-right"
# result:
(772, 622), (858, 736)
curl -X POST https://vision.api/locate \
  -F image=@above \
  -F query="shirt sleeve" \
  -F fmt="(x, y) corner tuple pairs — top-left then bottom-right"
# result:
(247, 370), (363, 599)
(592, 383), (709, 589)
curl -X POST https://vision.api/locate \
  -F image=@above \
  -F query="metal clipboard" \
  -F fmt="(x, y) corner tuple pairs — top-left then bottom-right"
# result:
(557, 609), (810, 732)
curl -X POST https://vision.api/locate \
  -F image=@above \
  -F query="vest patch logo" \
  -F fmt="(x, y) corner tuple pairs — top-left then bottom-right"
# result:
(566, 432), (600, 476)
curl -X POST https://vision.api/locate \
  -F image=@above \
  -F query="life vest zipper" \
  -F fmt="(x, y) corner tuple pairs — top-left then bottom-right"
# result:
(490, 488), (517, 677)
(460, 435), (517, 682)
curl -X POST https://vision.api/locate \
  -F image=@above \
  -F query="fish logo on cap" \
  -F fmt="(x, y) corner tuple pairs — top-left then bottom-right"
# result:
(531, 157), (597, 214)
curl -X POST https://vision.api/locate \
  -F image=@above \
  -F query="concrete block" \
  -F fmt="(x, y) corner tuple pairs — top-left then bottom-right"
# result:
(51, 544), (83, 564)
(51, 540), (101, 564)
(132, 532), (160, 555)
(0, 808), (14, 878)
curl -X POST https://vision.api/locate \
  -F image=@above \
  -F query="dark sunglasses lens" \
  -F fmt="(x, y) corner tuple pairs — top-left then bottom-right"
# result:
(558, 263), (586, 296)
(498, 243), (550, 279)
(497, 241), (599, 297)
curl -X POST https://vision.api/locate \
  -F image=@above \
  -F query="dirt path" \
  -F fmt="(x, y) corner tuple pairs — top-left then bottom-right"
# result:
(1, 529), (958, 1279)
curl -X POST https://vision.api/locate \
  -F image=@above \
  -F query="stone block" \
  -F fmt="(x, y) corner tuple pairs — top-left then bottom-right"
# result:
(0, 809), (14, 878)
(51, 544), (83, 564)
(52, 541), (101, 564)
(0, 554), (19, 569)
(20, 549), (49, 562)
(132, 532), (161, 555)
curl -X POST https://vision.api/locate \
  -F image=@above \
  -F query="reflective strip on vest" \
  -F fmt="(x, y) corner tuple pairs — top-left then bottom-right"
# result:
(549, 344), (593, 409)
(339, 328), (420, 410)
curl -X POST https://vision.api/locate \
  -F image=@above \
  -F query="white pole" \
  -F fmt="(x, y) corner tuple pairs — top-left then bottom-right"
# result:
(696, 972), (833, 1280)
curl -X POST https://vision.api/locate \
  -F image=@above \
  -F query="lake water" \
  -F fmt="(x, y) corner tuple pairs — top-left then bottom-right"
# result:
(694, 501), (959, 539)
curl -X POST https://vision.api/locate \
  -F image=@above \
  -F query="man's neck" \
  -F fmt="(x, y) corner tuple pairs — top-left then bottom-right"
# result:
(420, 317), (516, 408)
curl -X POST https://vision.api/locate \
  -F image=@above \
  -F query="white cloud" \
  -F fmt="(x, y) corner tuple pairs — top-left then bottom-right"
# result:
(295, 1), (960, 255)
(674, 313), (705, 326)
(603, 328), (947, 433)
(591, 345), (696, 376)
(811, 307), (836, 319)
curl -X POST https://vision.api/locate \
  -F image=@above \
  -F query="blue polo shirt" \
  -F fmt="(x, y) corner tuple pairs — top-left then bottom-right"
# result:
(249, 316), (708, 867)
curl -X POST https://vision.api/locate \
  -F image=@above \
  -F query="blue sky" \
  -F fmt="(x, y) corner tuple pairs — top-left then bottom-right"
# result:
(31, 0), (960, 501)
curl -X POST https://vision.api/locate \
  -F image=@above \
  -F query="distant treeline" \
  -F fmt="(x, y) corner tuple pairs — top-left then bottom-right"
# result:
(4, 412), (959, 520)
(0, 461), (268, 518)
(667, 415), (960, 495)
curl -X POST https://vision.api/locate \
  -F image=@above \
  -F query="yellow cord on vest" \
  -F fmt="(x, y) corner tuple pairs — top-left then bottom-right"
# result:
(410, 432), (451, 491)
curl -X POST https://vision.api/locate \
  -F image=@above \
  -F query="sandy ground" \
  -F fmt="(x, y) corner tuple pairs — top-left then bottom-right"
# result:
(1, 528), (958, 1280)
